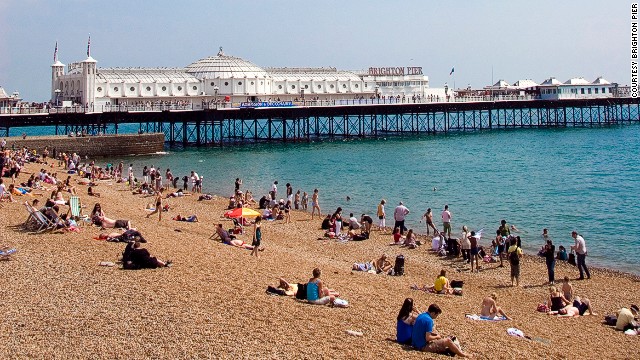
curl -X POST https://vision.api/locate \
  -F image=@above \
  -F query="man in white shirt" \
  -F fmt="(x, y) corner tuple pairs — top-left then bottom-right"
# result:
(441, 205), (452, 238)
(190, 171), (199, 192)
(393, 202), (410, 235)
(570, 231), (591, 280)
(348, 213), (361, 230)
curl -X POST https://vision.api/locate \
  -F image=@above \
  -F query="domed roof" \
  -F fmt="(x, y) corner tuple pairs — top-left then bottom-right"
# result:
(185, 47), (270, 79)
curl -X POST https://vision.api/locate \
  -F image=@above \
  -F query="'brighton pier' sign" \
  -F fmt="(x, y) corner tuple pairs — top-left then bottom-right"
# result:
(368, 66), (423, 76)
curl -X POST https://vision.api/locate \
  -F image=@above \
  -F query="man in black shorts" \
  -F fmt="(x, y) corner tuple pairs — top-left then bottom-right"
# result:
(360, 214), (374, 233)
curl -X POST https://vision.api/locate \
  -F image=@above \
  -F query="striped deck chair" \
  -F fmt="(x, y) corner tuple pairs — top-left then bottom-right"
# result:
(69, 196), (90, 226)
(25, 205), (57, 233)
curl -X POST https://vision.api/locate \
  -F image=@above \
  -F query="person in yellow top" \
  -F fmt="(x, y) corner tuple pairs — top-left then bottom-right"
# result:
(507, 238), (523, 287)
(433, 269), (452, 294)
(377, 199), (386, 231)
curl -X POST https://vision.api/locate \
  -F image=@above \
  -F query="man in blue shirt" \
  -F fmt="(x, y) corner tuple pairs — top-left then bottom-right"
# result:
(411, 304), (473, 357)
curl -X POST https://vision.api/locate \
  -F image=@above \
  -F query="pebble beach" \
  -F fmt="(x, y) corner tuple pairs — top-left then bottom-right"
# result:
(1, 161), (639, 360)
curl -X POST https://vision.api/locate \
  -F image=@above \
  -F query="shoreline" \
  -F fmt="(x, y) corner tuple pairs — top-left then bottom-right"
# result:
(2, 161), (639, 359)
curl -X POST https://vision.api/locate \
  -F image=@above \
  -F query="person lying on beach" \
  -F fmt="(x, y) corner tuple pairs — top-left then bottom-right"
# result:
(547, 285), (571, 312)
(96, 229), (146, 243)
(210, 223), (262, 250)
(122, 241), (171, 270)
(166, 189), (190, 198)
(481, 293), (511, 320)
(274, 278), (339, 298)
(352, 253), (393, 274)
(90, 203), (131, 229)
(87, 186), (100, 197)
(172, 214), (198, 222)
(549, 296), (597, 317)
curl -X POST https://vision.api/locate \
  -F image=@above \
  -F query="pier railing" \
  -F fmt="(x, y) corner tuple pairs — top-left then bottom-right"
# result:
(0, 94), (543, 115)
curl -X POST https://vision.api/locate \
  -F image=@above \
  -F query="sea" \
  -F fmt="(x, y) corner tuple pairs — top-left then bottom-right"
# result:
(10, 123), (640, 274)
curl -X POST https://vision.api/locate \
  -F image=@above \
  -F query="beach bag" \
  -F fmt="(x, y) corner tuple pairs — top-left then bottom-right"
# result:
(450, 280), (464, 289)
(266, 286), (287, 296)
(537, 303), (549, 313)
(295, 283), (307, 300)
(452, 288), (463, 296)
(568, 253), (577, 266)
(509, 248), (520, 265)
(393, 255), (405, 276)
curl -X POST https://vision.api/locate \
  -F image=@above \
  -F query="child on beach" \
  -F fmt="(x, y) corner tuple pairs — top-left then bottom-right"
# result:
(251, 216), (263, 258)
(301, 191), (308, 211)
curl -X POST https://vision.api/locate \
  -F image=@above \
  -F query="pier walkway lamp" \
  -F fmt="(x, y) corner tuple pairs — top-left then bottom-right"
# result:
(213, 85), (219, 108)
(375, 84), (380, 103)
(54, 89), (61, 108)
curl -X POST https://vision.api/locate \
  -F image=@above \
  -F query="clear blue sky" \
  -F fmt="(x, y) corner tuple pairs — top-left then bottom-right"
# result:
(0, 0), (629, 101)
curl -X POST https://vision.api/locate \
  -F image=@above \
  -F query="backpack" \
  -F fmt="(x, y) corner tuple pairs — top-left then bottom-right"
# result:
(604, 315), (617, 326)
(393, 255), (405, 276)
(509, 247), (520, 265)
(568, 253), (577, 266)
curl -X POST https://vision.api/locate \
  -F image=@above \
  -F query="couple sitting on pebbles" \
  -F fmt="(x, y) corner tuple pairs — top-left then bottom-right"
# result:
(269, 268), (347, 307)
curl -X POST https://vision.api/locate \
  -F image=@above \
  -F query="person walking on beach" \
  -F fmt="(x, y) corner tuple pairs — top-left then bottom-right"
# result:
(421, 208), (438, 235)
(394, 202), (410, 235)
(377, 199), (387, 231)
(570, 231), (591, 280)
(311, 189), (321, 219)
(146, 188), (164, 221)
(441, 205), (452, 239)
(235, 178), (242, 193)
(251, 215), (263, 258)
(286, 183), (293, 203)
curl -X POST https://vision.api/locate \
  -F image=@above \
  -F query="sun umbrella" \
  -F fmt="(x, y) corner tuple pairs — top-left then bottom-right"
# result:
(224, 207), (261, 233)
(224, 207), (261, 219)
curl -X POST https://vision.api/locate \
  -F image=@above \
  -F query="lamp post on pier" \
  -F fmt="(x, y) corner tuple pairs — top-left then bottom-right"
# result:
(54, 89), (61, 108)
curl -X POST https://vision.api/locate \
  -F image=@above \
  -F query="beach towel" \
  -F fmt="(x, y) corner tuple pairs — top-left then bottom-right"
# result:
(465, 314), (508, 321)
(507, 328), (526, 338)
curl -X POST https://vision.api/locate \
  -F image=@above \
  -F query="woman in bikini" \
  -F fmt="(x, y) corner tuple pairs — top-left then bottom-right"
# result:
(146, 188), (164, 221)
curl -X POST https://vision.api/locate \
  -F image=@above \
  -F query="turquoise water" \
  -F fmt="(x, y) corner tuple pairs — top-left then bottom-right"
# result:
(13, 123), (639, 273)
(91, 124), (640, 274)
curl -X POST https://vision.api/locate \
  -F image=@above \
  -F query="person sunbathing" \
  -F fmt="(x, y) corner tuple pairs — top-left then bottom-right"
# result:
(166, 189), (192, 198)
(96, 229), (146, 243)
(481, 293), (511, 319)
(549, 296), (597, 317)
(172, 214), (198, 222)
(547, 285), (570, 312)
(210, 223), (261, 250)
(90, 203), (131, 229)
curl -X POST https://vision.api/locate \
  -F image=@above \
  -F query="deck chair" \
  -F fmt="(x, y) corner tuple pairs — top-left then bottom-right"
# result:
(0, 247), (17, 260)
(30, 207), (57, 233)
(68, 196), (90, 226)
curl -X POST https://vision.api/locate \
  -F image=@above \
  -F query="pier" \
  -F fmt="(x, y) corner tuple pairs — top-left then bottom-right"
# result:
(1, 97), (638, 146)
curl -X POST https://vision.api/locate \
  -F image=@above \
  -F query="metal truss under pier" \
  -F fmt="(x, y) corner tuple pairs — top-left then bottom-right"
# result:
(1, 98), (638, 146)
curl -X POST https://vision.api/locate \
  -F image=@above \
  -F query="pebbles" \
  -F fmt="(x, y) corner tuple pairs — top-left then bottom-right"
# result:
(0, 162), (639, 359)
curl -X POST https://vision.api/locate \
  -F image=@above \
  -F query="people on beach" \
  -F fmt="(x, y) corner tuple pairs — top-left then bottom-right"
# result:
(352, 253), (393, 274)
(360, 214), (373, 233)
(377, 199), (386, 231)
(507, 237), (523, 286)
(561, 276), (574, 301)
(548, 285), (570, 312)
(146, 188), (164, 221)
(301, 191), (308, 211)
(481, 293), (511, 319)
(441, 205), (452, 238)
(122, 241), (171, 269)
(397, 298), (418, 344)
(570, 231), (591, 280)
(250, 215), (262, 258)
(615, 305), (639, 331)
(91, 203), (131, 229)
(543, 239), (556, 284)
(422, 208), (438, 235)
(311, 189), (321, 219)
(393, 201), (410, 235)
(411, 304), (472, 357)
(469, 231), (480, 272)
(460, 226), (471, 262)
(433, 269), (453, 294)
(294, 190), (300, 210)
(306, 268), (335, 305)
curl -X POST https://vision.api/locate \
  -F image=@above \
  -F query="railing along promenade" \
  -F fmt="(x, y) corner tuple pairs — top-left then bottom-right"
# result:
(0, 96), (638, 146)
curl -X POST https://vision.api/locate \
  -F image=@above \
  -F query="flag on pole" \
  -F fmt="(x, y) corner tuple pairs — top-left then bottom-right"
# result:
(53, 41), (58, 62)
(87, 34), (91, 57)
(449, 67), (455, 76)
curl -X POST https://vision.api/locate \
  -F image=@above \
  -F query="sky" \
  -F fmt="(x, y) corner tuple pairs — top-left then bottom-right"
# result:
(0, 0), (630, 101)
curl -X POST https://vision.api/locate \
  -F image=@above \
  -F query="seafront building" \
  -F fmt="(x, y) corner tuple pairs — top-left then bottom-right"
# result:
(51, 46), (431, 109)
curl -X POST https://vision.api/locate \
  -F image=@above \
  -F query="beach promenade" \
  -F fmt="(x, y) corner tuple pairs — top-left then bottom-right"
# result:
(0, 162), (639, 359)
